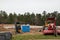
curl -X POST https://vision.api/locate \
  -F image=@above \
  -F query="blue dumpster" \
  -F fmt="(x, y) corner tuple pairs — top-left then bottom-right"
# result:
(21, 25), (30, 32)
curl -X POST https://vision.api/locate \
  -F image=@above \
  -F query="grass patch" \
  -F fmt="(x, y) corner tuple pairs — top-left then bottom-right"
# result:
(12, 34), (60, 40)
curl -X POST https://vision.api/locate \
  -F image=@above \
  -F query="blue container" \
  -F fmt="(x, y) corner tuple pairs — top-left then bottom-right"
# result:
(21, 25), (30, 32)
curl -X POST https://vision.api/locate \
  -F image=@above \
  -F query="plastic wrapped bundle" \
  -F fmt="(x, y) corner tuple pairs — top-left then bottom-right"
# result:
(0, 32), (12, 40)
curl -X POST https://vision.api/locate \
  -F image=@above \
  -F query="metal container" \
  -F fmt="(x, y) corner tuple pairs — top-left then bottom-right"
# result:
(21, 24), (30, 32)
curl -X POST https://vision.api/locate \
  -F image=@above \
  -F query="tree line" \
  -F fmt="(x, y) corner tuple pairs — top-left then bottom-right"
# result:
(0, 10), (60, 26)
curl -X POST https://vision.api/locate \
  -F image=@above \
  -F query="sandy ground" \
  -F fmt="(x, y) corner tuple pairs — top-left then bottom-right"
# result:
(0, 24), (43, 35)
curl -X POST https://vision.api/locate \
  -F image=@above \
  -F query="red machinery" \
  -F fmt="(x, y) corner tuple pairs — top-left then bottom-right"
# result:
(43, 17), (60, 35)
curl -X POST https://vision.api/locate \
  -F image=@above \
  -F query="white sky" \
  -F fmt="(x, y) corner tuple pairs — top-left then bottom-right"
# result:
(0, 0), (60, 14)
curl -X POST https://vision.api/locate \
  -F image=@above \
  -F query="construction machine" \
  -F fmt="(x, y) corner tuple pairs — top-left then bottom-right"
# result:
(43, 17), (58, 36)
(15, 22), (21, 33)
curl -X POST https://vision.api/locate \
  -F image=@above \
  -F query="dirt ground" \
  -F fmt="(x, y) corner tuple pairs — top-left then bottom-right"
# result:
(0, 28), (42, 35)
(0, 24), (42, 35)
(0, 24), (60, 40)
(21, 28), (43, 35)
(8, 28), (43, 35)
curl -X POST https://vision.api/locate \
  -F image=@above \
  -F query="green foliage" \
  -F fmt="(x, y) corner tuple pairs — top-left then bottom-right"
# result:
(0, 10), (8, 23)
(13, 13), (17, 22)
(12, 34), (60, 40)
(36, 14), (42, 25)
(23, 12), (31, 24)
(30, 13), (35, 25)
(8, 13), (14, 23)
(0, 10), (60, 26)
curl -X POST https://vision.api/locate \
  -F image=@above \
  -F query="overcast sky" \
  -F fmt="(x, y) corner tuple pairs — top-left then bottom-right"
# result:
(0, 0), (60, 14)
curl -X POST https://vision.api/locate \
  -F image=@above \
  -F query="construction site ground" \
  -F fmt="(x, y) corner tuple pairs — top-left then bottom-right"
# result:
(0, 24), (60, 40)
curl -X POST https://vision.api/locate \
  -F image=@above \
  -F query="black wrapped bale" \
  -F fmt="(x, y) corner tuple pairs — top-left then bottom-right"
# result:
(0, 32), (12, 40)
